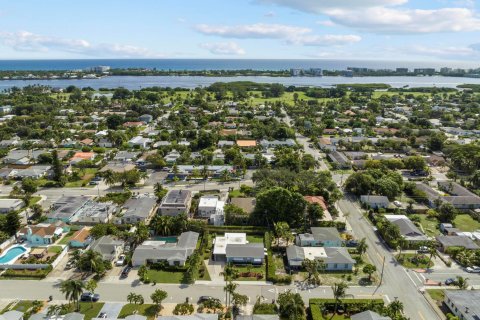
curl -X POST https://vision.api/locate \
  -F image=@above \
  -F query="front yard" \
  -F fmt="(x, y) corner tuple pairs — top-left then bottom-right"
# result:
(118, 304), (157, 320)
(76, 302), (105, 320)
(232, 264), (265, 281)
(396, 253), (434, 269)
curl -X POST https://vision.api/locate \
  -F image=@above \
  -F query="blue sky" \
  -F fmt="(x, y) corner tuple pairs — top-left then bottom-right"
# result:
(0, 0), (478, 63)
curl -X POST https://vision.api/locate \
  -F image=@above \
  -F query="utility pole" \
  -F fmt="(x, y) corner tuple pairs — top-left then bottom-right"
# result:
(380, 255), (386, 285)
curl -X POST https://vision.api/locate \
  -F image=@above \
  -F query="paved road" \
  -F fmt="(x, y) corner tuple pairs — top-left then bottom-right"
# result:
(0, 279), (382, 306)
(338, 195), (441, 320)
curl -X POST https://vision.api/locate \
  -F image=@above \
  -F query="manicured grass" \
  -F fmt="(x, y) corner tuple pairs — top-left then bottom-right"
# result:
(228, 189), (245, 198)
(29, 196), (42, 206)
(454, 214), (480, 232)
(58, 231), (75, 245)
(66, 168), (99, 188)
(412, 214), (441, 237)
(146, 269), (186, 284)
(118, 304), (158, 320)
(11, 301), (35, 312)
(427, 289), (445, 304)
(198, 261), (211, 281)
(396, 253), (433, 269)
(48, 245), (64, 254)
(246, 235), (264, 243)
(78, 302), (105, 320)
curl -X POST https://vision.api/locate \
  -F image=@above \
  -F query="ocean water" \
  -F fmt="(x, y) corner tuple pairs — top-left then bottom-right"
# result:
(0, 59), (477, 71)
(0, 75), (479, 90)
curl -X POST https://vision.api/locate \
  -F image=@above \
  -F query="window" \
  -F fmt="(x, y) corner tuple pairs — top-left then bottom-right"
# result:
(333, 264), (338, 269)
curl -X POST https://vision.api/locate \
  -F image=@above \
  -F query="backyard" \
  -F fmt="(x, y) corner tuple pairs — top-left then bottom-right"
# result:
(411, 214), (441, 237)
(453, 214), (480, 232)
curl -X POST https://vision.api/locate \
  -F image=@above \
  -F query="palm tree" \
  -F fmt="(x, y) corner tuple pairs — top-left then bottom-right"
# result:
(81, 250), (102, 275)
(220, 263), (239, 281)
(224, 281), (238, 309)
(127, 292), (136, 304)
(221, 169), (230, 182)
(427, 245), (438, 269)
(47, 305), (61, 317)
(152, 215), (172, 236)
(396, 237), (408, 260)
(331, 281), (349, 314)
(151, 289), (168, 316)
(387, 299), (404, 318)
(103, 170), (118, 187)
(85, 279), (97, 307)
(60, 279), (85, 311)
(357, 238), (368, 256)
(455, 276), (469, 290)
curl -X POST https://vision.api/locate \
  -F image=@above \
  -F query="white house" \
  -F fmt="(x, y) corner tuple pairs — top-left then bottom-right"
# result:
(128, 136), (152, 149)
(197, 196), (225, 225)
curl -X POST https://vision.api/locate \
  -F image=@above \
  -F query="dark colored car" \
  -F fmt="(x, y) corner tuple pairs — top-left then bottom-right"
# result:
(198, 296), (214, 304)
(80, 292), (100, 302)
(445, 278), (455, 286)
(120, 266), (132, 279)
(346, 240), (358, 247)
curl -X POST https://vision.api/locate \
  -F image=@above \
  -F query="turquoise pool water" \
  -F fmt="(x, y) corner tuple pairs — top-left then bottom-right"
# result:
(0, 246), (27, 264)
(152, 236), (177, 243)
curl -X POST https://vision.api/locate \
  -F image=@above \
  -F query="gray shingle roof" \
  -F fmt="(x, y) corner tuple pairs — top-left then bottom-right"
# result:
(0, 311), (24, 320)
(310, 227), (342, 242)
(157, 315), (218, 320)
(351, 311), (391, 320)
(123, 197), (157, 219)
(436, 236), (480, 250)
(444, 290), (480, 320)
(226, 243), (264, 259)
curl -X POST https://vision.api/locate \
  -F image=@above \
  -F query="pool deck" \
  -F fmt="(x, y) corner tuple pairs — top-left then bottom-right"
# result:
(0, 244), (30, 265)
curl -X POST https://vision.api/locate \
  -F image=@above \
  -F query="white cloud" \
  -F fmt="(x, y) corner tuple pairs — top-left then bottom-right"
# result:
(257, 0), (407, 13)
(195, 23), (310, 39)
(199, 42), (246, 55)
(316, 20), (336, 27)
(258, 0), (480, 34)
(195, 23), (360, 47)
(288, 34), (361, 46)
(0, 31), (163, 57)
(327, 7), (480, 33)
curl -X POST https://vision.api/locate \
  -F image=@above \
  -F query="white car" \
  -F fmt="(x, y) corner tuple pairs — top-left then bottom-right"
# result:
(115, 254), (126, 267)
(393, 201), (402, 207)
(466, 266), (480, 273)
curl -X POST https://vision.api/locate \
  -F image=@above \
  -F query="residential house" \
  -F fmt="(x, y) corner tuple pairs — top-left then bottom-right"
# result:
(236, 140), (257, 148)
(0, 311), (24, 320)
(128, 136), (152, 149)
(236, 316), (279, 320)
(18, 222), (66, 245)
(218, 140), (235, 148)
(286, 246), (355, 271)
(304, 196), (331, 221)
(48, 196), (92, 223)
(438, 181), (480, 210)
(444, 290), (480, 320)
(327, 151), (351, 169)
(351, 311), (391, 320)
(3, 149), (45, 165)
(132, 231), (199, 267)
(384, 215), (428, 243)
(296, 227), (343, 247)
(0, 138), (20, 148)
(69, 227), (93, 249)
(90, 235), (124, 261)
(99, 162), (136, 174)
(123, 121), (144, 128)
(435, 235), (480, 252)
(69, 200), (118, 225)
(70, 152), (95, 162)
(259, 139), (295, 149)
(11, 165), (51, 179)
(164, 150), (181, 164)
(158, 190), (192, 216)
(117, 196), (157, 224)
(114, 151), (139, 162)
(0, 105), (12, 114)
(97, 138), (114, 148)
(139, 114), (153, 123)
(198, 196), (225, 225)
(0, 199), (24, 213)
(213, 233), (265, 264)
(360, 195), (390, 209)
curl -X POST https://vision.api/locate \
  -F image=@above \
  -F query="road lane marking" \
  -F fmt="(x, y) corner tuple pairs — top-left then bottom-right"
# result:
(404, 269), (418, 287)
(385, 295), (391, 303)
(418, 311), (426, 320)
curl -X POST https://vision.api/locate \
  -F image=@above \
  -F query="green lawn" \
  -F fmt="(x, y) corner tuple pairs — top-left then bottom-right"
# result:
(48, 245), (64, 254)
(146, 269), (186, 284)
(397, 253), (434, 269)
(228, 189), (245, 198)
(246, 235), (264, 243)
(58, 231), (75, 245)
(412, 214), (441, 237)
(77, 302), (105, 320)
(11, 301), (35, 312)
(427, 289), (445, 304)
(454, 214), (480, 232)
(118, 304), (157, 320)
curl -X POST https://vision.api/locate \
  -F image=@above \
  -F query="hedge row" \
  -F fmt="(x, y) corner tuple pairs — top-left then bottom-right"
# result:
(310, 298), (384, 317)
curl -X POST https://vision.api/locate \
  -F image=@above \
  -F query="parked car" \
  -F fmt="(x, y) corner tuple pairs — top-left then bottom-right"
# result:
(466, 266), (480, 273)
(91, 176), (102, 182)
(393, 200), (402, 207)
(198, 296), (214, 304)
(445, 278), (455, 285)
(120, 266), (132, 279)
(89, 181), (99, 185)
(98, 313), (107, 319)
(115, 254), (126, 267)
(80, 292), (100, 302)
(65, 260), (76, 270)
(417, 246), (429, 254)
(346, 240), (358, 247)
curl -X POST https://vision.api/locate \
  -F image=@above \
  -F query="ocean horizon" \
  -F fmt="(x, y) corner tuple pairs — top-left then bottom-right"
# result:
(0, 59), (477, 71)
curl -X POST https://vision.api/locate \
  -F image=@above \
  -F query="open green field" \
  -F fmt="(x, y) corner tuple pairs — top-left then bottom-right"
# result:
(453, 214), (480, 231)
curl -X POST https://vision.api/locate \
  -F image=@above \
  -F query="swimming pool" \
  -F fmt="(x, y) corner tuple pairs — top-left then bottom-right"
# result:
(152, 236), (177, 243)
(0, 246), (28, 264)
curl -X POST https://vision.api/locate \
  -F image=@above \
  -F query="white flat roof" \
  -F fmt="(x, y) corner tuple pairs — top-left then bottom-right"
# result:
(303, 247), (328, 261)
(199, 196), (218, 207)
(213, 233), (247, 255)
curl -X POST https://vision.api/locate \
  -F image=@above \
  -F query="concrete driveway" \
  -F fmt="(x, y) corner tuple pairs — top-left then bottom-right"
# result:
(98, 302), (125, 318)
